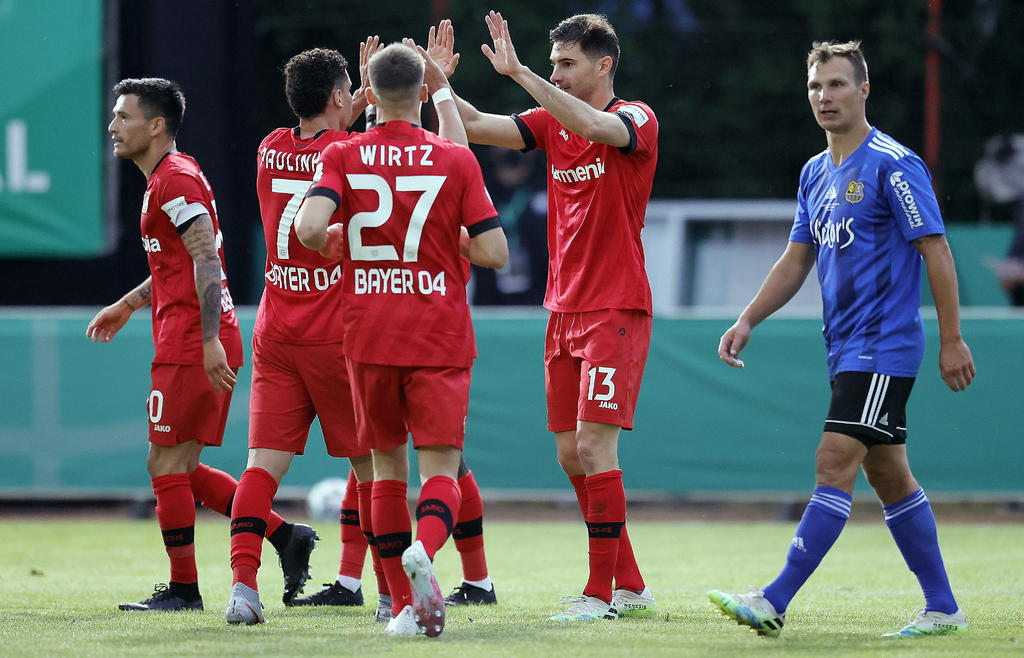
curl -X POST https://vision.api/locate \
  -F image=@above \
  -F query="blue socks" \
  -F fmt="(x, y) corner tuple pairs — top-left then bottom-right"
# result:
(763, 486), (852, 613)
(884, 489), (958, 614)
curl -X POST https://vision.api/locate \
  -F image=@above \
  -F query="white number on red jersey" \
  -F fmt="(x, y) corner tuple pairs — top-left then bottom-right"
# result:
(271, 178), (314, 259)
(345, 174), (446, 262)
(586, 366), (617, 401)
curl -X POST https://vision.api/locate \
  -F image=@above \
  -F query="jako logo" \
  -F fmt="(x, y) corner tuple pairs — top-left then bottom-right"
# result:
(551, 158), (605, 183)
(153, 424), (171, 432)
(811, 216), (856, 249)
(888, 171), (924, 229)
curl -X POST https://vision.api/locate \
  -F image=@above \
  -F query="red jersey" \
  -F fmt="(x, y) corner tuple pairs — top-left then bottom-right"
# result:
(140, 152), (243, 366)
(513, 99), (657, 314)
(255, 127), (352, 344)
(309, 121), (498, 368)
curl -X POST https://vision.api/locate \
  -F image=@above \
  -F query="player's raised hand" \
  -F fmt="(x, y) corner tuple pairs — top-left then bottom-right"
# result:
(938, 337), (976, 392)
(718, 321), (749, 368)
(319, 223), (344, 260)
(202, 338), (236, 393)
(356, 35), (381, 95)
(426, 19), (460, 77)
(85, 301), (133, 343)
(481, 11), (524, 77)
(404, 38), (451, 94)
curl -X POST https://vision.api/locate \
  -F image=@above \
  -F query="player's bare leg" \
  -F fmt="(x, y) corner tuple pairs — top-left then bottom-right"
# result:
(337, 456), (374, 603)
(552, 422), (649, 620)
(120, 441), (205, 612)
(226, 447), (318, 623)
(293, 455), (377, 609)
(861, 445), (918, 505)
(403, 445), (461, 636)
(445, 455), (497, 607)
(862, 445), (965, 636)
(712, 432), (865, 634)
(371, 445), (416, 634)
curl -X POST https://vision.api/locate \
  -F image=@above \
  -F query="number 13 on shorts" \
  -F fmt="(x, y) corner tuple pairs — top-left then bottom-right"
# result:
(587, 366), (617, 407)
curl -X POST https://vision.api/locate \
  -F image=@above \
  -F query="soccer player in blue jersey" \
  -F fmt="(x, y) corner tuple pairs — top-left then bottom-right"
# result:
(707, 41), (976, 639)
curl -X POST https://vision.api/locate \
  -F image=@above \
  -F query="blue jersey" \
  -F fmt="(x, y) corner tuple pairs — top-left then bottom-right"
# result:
(790, 128), (945, 378)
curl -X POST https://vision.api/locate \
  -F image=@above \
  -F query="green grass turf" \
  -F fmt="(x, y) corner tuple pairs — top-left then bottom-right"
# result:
(0, 518), (1021, 656)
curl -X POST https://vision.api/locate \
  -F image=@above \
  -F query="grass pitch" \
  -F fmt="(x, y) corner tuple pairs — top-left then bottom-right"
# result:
(0, 517), (1021, 656)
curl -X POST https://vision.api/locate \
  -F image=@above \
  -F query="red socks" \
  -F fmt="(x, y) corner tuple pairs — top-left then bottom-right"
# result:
(356, 479), (388, 596)
(229, 467), (277, 590)
(582, 470), (626, 604)
(339, 470), (367, 580)
(415, 475), (461, 560)
(570, 472), (645, 595)
(152, 473), (198, 585)
(569, 474), (589, 515)
(372, 479), (412, 615)
(453, 471), (488, 582)
(613, 525), (646, 593)
(189, 462), (287, 536)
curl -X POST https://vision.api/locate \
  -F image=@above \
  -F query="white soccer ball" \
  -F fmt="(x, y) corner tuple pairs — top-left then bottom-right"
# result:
(306, 476), (348, 520)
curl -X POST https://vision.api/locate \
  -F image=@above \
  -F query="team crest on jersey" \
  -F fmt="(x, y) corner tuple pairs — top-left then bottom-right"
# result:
(845, 180), (865, 203)
(141, 191), (151, 213)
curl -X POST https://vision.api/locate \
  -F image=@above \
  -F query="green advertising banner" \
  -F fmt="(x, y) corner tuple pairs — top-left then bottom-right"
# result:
(0, 0), (106, 257)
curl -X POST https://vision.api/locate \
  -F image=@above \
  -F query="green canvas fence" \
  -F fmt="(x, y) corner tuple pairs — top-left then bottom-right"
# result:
(1, 309), (1020, 495)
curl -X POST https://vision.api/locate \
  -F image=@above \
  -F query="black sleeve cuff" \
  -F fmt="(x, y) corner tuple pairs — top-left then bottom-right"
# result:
(614, 112), (638, 154)
(175, 217), (197, 235)
(467, 216), (502, 237)
(306, 186), (340, 205)
(511, 115), (537, 152)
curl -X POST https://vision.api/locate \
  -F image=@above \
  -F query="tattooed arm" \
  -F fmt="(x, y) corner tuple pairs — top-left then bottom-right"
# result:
(181, 214), (237, 392)
(85, 276), (152, 343)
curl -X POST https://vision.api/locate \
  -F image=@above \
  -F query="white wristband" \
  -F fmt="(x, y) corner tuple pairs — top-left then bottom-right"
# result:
(431, 87), (454, 106)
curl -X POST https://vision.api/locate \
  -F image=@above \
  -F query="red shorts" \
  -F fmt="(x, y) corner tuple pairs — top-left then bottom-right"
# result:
(147, 364), (234, 446)
(544, 309), (651, 433)
(346, 359), (470, 453)
(248, 334), (362, 458)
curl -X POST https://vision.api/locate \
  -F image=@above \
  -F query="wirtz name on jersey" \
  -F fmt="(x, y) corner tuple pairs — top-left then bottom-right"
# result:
(359, 144), (434, 167)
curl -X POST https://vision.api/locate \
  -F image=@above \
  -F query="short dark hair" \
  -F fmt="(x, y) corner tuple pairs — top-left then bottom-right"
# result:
(367, 43), (423, 104)
(112, 77), (186, 137)
(549, 14), (620, 77)
(284, 48), (349, 120)
(807, 40), (869, 84)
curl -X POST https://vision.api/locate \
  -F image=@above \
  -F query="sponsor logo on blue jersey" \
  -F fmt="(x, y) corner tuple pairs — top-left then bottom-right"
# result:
(888, 171), (924, 229)
(811, 216), (856, 249)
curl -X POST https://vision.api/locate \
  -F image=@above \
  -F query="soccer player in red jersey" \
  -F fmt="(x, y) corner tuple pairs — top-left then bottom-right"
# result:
(87, 78), (313, 612)
(439, 13), (659, 620)
(224, 44), (377, 625)
(294, 42), (508, 637)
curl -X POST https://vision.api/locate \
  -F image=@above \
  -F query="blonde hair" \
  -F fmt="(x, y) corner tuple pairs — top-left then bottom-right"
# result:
(807, 40), (869, 84)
